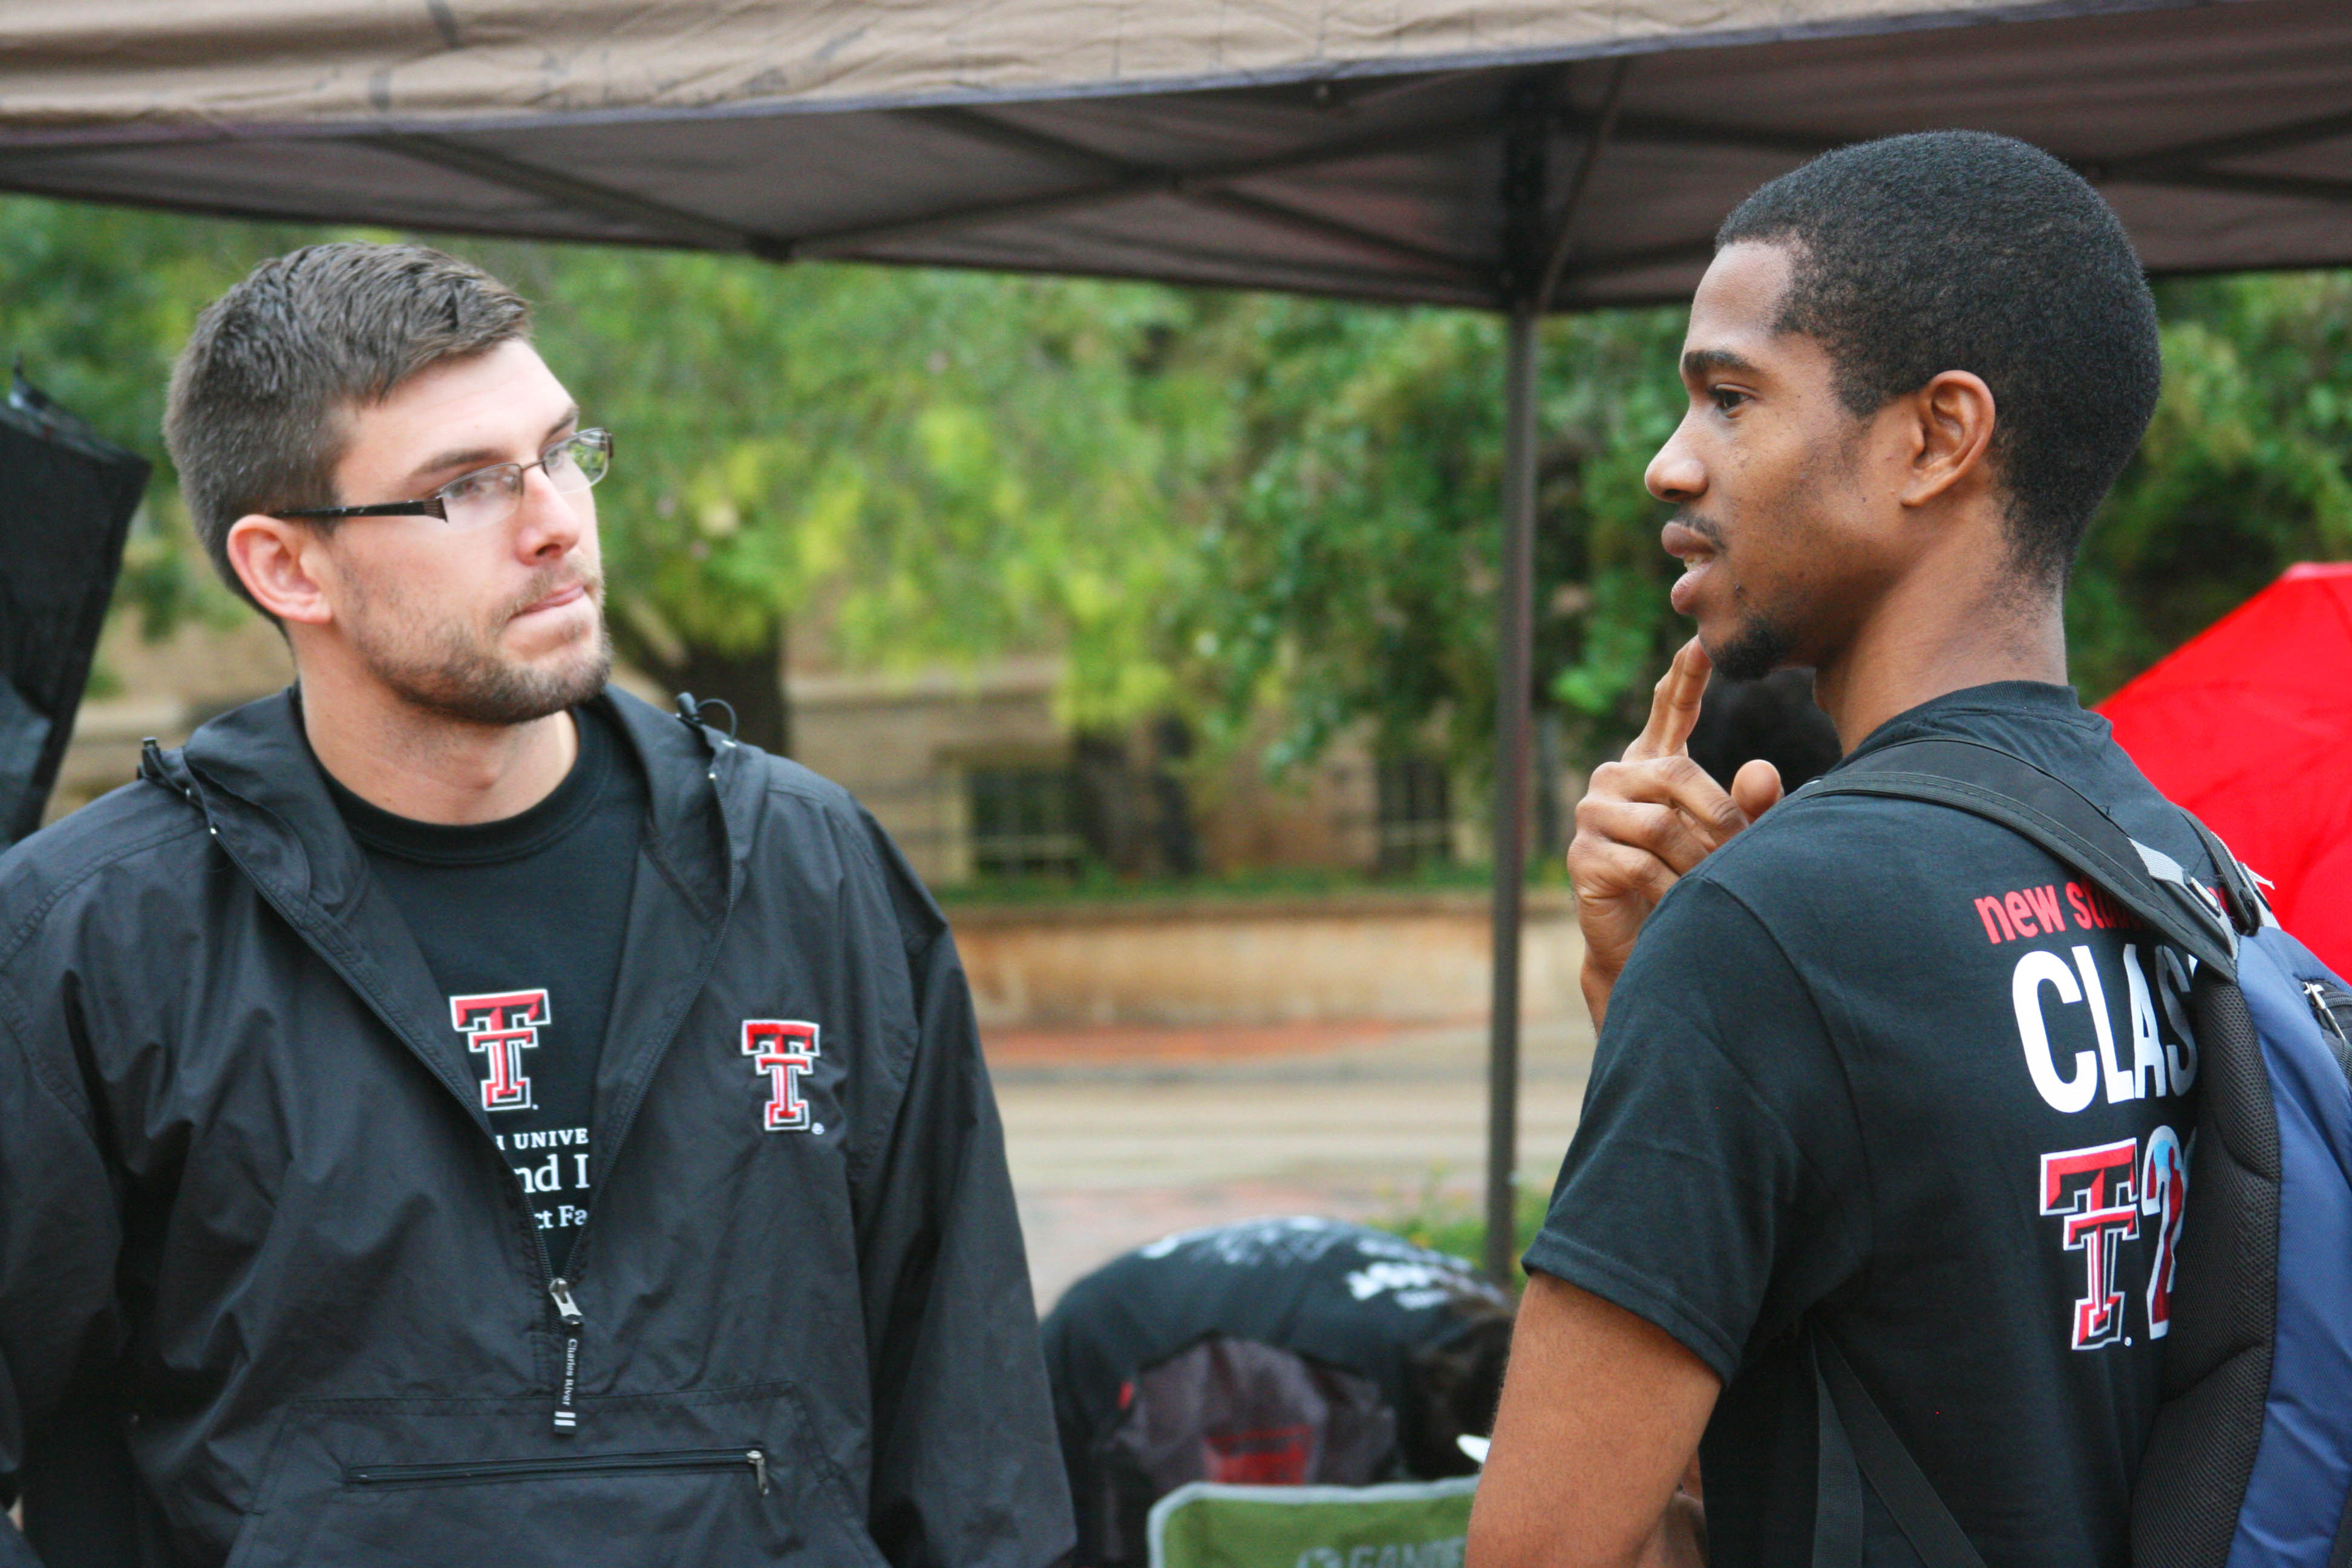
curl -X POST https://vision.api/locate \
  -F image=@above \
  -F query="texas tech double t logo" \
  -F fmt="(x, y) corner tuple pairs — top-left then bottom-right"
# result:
(452, 990), (549, 1113)
(742, 1020), (821, 1132)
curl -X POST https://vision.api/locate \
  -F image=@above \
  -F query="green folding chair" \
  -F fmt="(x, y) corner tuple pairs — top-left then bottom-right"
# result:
(1145, 1475), (1479, 1568)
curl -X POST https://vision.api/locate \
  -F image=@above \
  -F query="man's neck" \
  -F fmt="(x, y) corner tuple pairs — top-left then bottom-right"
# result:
(298, 661), (580, 826)
(1811, 558), (2068, 753)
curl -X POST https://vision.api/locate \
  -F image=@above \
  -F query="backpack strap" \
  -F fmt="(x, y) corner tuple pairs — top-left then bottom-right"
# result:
(1792, 734), (2243, 1566)
(1811, 1330), (1990, 1568)
(2175, 809), (2276, 938)
(1800, 737), (2239, 981)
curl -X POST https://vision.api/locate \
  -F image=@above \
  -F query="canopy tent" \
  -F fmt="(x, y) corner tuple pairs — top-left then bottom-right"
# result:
(4, 1), (2352, 310)
(8, 0), (2352, 1278)
(2100, 563), (2352, 978)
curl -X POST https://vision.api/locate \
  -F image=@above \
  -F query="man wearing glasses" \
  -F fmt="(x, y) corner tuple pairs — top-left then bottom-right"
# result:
(0, 243), (1070, 1566)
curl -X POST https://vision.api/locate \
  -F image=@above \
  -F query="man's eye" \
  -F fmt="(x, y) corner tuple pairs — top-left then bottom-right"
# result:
(442, 471), (501, 504)
(1710, 386), (1750, 413)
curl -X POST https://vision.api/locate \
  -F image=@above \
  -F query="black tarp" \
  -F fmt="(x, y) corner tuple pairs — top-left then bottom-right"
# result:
(0, 371), (149, 843)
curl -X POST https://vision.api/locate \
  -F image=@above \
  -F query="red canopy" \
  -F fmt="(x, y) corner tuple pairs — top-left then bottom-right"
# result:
(2098, 563), (2352, 975)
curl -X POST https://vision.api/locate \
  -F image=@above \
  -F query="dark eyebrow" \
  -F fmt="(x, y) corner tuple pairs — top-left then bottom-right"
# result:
(1681, 347), (1762, 380)
(399, 405), (582, 491)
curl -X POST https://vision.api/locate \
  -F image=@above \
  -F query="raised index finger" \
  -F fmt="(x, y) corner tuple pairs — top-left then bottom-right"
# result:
(1624, 638), (1713, 762)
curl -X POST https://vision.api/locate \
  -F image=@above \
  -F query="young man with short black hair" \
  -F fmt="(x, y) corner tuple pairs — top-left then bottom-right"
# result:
(0, 242), (1071, 1566)
(1468, 132), (2203, 1567)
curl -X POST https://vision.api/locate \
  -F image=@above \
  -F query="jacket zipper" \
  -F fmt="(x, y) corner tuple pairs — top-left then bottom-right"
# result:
(345, 1446), (768, 1494)
(528, 733), (743, 1435)
(548, 1276), (585, 1432)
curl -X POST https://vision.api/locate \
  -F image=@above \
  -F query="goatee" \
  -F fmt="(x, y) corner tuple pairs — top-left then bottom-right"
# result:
(1706, 613), (1794, 683)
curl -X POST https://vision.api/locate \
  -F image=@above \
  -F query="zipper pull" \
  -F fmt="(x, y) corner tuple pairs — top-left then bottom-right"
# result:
(2308, 982), (2350, 1041)
(549, 1277), (584, 1435)
(747, 1448), (769, 1495)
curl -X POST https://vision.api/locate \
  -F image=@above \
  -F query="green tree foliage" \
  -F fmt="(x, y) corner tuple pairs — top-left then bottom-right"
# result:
(1182, 274), (2352, 803)
(0, 197), (304, 637)
(475, 243), (1220, 752)
(7, 189), (2348, 791)
(2069, 273), (2352, 699)
(1174, 298), (1690, 780)
(1, 196), (1214, 756)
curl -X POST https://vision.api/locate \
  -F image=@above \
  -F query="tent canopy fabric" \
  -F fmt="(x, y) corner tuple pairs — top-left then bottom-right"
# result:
(3, 0), (2351, 309)
(0, 0), (2071, 125)
(2099, 563), (2352, 977)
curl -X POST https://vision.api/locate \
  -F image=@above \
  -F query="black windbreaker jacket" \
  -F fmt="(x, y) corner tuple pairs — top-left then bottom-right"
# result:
(0, 688), (1073, 1567)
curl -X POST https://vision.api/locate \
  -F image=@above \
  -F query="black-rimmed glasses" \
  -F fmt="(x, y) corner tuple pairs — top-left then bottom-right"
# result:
(274, 428), (612, 532)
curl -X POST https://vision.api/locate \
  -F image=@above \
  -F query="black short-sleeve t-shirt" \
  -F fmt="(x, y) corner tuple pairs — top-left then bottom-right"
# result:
(318, 700), (647, 1278)
(1527, 682), (2212, 1567)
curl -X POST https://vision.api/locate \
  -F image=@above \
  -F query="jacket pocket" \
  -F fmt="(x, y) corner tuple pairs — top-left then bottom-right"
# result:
(223, 1386), (887, 1568)
(345, 1445), (772, 1492)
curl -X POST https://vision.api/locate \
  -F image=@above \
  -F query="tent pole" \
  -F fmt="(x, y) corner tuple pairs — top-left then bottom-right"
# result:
(1484, 73), (1552, 1287)
(1484, 301), (1540, 1284)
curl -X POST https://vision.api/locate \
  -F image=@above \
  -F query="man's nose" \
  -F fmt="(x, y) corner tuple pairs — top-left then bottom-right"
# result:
(1646, 416), (1706, 505)
(511, 463), (586, 558)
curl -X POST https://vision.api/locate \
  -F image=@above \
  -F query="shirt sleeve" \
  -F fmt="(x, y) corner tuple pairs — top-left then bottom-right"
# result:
(1524, 874), (1870, 1384)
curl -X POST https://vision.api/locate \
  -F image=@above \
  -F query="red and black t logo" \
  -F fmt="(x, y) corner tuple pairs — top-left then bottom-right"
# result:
(742, 1019), (822, 1134)
(451, 990), (549, 1113)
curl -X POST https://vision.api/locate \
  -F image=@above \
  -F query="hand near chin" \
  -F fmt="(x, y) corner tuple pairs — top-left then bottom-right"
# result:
(1570, 638), (1785, 1029)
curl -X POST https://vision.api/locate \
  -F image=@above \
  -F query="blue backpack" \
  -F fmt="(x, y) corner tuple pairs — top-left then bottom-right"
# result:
(1795, 737), (2352, 1568)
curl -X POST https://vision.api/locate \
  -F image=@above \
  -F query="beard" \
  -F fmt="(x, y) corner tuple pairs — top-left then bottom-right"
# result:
(1707, 610), (1795, 682)
(345, 565), (613, 727)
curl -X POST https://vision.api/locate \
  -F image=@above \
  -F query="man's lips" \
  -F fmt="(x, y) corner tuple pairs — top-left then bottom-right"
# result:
(514, 581), (590, 620)
(1661, 520), (1717, 616)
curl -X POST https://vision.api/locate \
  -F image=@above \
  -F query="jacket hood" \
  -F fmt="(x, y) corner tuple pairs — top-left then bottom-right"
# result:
(166, 685), (751, 921)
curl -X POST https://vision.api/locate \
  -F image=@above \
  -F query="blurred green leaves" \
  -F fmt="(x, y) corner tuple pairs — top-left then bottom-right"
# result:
(478, 245), (1218, 736)
(2069, 273), (2352, 699)
(1172, 298), (1694, 780)
(6, 188), (2349, 779)
(0, 196), (312, 637)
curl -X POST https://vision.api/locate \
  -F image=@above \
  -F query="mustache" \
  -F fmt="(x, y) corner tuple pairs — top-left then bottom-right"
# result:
(1671, 510), (1728, 551)
(503, 566), (603, 622)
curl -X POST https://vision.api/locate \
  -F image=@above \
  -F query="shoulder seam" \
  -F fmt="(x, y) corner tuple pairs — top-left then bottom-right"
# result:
(0, 810), (209, 973)
(761, 769), (858, 815)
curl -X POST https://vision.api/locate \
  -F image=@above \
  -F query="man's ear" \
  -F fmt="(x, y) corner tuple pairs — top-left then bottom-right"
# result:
(225, 515), (336, 627)
(1899, 370), (1998, 509)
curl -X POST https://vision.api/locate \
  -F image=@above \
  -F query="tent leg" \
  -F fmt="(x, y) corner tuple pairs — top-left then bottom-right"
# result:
(1485, 304), (1540, 1285)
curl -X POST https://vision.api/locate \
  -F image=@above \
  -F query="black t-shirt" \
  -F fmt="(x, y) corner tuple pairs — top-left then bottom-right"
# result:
(1527, 682), (2212, 1567)
(319, 699), (647, 1278)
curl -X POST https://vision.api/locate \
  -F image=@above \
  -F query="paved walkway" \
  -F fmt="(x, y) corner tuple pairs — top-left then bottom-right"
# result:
(987, 1014), (1596, 1310)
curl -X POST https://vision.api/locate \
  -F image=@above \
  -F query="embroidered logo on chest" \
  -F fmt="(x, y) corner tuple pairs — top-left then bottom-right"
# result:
(741, 1020), (823, 1134)
(452, 990), (549, 1112)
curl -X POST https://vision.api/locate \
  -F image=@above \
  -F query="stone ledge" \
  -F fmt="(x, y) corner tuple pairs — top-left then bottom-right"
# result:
(951, 887), (1583, 1029)
(946, 884), (1576, 926)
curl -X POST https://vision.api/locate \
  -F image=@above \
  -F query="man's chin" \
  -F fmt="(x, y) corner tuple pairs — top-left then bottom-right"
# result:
(380, 638), (612, 730)
(1700, 616), (1794, 684)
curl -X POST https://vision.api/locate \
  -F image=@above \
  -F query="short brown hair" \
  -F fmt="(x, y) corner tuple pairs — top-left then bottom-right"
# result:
(163, 242), (531, 612)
